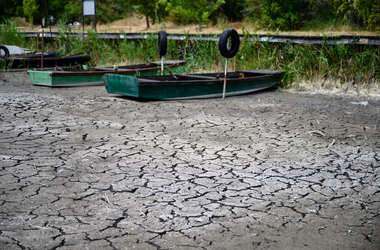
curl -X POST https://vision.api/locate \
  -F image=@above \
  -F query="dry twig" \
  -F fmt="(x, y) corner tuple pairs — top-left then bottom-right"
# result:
(174, 198), (187, 210)
(308, 130), (325, 136)
(328, 139), (335, 148)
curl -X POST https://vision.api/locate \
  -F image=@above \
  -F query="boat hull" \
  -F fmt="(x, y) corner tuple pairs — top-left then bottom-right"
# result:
(28, 60), (187, 87)
(103, 70), (285, 100)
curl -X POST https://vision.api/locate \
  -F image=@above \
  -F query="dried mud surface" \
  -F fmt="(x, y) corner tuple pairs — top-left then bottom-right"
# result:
(0, 72), (379, 250)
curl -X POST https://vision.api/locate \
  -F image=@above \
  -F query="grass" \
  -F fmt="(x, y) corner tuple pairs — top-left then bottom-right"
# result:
(1, 19), (379, 95)
(0, 19), (28, 46)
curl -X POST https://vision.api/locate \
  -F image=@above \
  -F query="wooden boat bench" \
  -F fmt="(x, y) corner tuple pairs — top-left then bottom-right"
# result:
(176, 74), (238, 80)
(236, 70), (280, 78)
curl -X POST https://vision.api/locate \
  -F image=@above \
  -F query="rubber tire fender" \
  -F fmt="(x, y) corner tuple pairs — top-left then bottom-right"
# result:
(158, 31), (167, 57)
(0, 45), (10, 59)
(218, 29), (240, 58)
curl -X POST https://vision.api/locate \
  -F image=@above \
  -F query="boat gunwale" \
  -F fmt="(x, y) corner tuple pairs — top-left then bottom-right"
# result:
(3, 54), (90, 61)
(134, 71), (285, 86)
(44, 60), (186, 77)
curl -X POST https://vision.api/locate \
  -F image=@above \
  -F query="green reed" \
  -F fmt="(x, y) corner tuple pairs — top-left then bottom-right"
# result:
(0, 20), (27, 47)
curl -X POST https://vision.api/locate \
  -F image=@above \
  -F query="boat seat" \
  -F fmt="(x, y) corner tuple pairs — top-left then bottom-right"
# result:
(94, 68), (116, 71)
(137, 78), (162, 82)
(236, 70), (283, 78)
(176, 74), (236, 80)
(237, 70), (277, 74)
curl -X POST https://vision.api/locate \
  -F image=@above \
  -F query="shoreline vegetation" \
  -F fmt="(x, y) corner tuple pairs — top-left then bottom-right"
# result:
(10, 14), (380, 36)
(1, 17), (379, 97)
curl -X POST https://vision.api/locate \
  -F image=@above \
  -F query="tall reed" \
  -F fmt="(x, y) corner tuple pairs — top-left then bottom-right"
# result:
(0, 20), (27, 47)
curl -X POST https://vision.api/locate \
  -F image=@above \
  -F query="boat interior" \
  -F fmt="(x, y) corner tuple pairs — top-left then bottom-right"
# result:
(136, 70), (282, 82)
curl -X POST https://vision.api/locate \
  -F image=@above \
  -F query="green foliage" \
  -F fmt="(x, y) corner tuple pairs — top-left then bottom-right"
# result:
(160, 0), (225, 25)
(2, 0), (132, 27)
(125, 0), (168, 29)
(0, 19), (27, 46)
(260, 0), (303, 31)
(332, 0), (380, 29)
(0, 0), (24, 21)
(120, 33), (160, 63)
(3, 0), (379, 31)
(59, 0), (133, 25)
(216, 0), (246, 22)
(300, 0), (337, 26)
(23, 0), (39, 26)
(96, 0), (133, 24)
(184, 35), (221, 70)
(243, 0), (262, 18)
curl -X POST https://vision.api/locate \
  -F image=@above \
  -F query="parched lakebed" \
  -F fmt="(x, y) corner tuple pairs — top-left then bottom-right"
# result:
(1, 72), (379, 250)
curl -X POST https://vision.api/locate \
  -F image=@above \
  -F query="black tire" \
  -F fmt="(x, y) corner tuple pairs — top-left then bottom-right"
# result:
(158, 31), (167, 57)
(0, 45), (10, 59)
(218, 29), (240, 58)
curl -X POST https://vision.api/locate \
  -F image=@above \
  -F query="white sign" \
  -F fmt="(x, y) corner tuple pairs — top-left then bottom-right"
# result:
(83, 0), (95, 16)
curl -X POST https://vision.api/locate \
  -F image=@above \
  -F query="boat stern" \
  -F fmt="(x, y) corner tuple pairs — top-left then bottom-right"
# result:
(103, 74), (140, 97)
(28, 70), (54, 86)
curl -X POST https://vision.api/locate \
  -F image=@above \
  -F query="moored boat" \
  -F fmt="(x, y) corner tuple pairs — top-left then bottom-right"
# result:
(103, 28), (286, 100)
(103, 69), (285, 100)
(1, 51), (91, 70)
(28, 60), (187, 87)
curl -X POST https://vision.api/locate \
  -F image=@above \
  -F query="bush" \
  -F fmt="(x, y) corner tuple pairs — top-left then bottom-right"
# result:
(260, 0), (303, 31)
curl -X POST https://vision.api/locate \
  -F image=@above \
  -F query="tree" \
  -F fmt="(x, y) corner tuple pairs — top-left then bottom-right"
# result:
(125, 0), (169, 29)
(331, 0), (380, 29)
(18, 0), (132, 27)
(23, 0), (39, 28)
(218, 0), (246, 22)
(261, 0), (303, 30)
(159, 0), (225, 31)
(0, 0), (24, 22)
(243, 0), (262, 21)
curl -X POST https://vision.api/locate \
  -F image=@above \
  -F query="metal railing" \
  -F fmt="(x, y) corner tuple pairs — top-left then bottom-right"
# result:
(19, 32), (380, 45)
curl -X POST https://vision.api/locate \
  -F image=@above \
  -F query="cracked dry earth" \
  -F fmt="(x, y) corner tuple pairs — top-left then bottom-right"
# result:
(0, 72), (379, 250)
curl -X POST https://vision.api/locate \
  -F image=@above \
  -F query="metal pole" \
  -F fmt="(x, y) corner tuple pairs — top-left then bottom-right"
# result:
(82, 0), (85, 34)
(161, 56), (164, 75)
(41, 30), (44, 70)
(94, 0), (97, 32)
(222, 38), (229, 99)
(223, 58), (228, 99)
(44, 0), (57, 66)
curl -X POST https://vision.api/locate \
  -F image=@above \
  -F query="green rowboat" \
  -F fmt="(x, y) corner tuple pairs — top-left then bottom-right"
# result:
(28, 60), (186, 87)
(103, 69), (285, 100)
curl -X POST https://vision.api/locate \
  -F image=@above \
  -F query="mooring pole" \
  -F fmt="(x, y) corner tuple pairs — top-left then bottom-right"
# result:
(44, 0), (57, 66)
(161, 56), (164, 75)
(222, 38), (230, 99)
(223, 58), (228, 99)
(41, 30), (44, 70)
